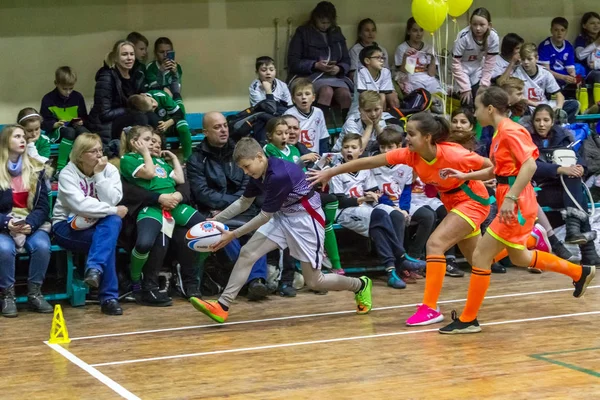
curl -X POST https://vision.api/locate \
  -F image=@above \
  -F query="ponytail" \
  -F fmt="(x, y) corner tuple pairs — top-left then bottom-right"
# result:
(120, 125), (152, 156)
(105, 40), (135, 68)
(409, 112), (450, 144)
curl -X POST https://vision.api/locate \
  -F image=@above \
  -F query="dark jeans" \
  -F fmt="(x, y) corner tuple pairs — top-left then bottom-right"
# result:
(406, 206), (436, 259)
(53, 215), (122, 303)
(538, 176), (587, 210)
(0, 230), (51, 289)
(562, 99), (580, 124)
(369, 208), (406, 268)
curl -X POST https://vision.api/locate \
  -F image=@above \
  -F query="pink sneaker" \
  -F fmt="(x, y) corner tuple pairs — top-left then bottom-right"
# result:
(531, 223), (552, 253)
(406, 304), (444, 326)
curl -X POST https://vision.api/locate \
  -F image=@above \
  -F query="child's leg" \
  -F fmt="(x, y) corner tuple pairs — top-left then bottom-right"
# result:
(130, 218), (163, 285)
(319, 193), (342, 271)
(300, 262), (361, 292)
(56, 126), (77, 172)
(173, 93), (186, 115)
(218, 232), (279, 307)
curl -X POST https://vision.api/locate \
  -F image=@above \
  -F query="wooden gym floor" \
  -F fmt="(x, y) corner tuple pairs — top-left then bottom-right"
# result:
(1, 268), (600, 399)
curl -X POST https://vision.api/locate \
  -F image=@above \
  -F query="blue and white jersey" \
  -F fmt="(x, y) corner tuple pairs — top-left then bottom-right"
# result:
(538, 37), (575, 75)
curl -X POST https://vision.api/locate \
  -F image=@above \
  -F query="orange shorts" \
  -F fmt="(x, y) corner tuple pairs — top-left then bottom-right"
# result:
(487, 183), (537, 249)
(440, 180), (491, 239)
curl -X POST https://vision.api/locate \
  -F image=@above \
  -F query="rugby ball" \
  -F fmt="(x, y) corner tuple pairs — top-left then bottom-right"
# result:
(67, 214), (98, 230)
(186, 221), (229, 252)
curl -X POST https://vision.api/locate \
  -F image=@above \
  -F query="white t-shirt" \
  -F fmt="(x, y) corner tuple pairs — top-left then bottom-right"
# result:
(371, 163), (413, 208)
(329, 169), (378, 198)
(349, 42), (390, 72)
(333, 111), (394, 152)
(394, 41), (442, 93)
(284, 106), (329, 154)
(512, 65), (561, 106)
(492, 56), (511, 80)
(249, 78), (292, 107)
(350, 67), (395, 114)
(452, 26), (500, 85)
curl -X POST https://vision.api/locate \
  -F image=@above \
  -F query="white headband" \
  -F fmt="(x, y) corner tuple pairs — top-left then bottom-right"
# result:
(18, 113), (41, 123)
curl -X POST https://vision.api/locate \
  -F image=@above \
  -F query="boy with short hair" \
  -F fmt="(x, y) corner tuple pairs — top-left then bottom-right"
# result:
(353, 45), (399, 112)
(126, 91), (193, 160)
(329, 134), (425, 289)
(39, 66), (89, 172)
(190, 138), (372, 323)
(249, 56), (292, 112)
(127, 32), (150, 87)
(513, 43), (580, 122)
(538, 17), (577, 87)
(285, 78), (330, 155)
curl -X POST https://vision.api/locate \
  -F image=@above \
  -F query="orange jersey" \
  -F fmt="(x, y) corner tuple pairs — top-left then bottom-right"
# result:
(489, 118), (539, 177)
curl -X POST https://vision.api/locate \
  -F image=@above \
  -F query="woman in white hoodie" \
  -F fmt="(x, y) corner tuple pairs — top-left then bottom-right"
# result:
(52, 133), (128, 315)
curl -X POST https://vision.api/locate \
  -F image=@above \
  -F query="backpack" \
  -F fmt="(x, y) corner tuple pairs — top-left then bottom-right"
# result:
(388, 88), (433, 126)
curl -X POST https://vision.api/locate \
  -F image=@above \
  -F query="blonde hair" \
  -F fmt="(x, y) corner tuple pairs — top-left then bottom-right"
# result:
(233, 137), (264, 164)
(358, 90), (382, 109)
(499, 77), (525, 93)
(0, 125), (44, 191)
(70, 133), (103, 172)
(519, 43), (538, 60)
(120, 125), (153, 156)
(55, 66), (77, 85)
(105, 40), (135, 68)
(290, 78), (314, 96)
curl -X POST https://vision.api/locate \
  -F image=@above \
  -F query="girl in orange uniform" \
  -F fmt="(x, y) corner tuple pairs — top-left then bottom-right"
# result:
(439, 87), (595, 334)
(309, 112), (494, 326)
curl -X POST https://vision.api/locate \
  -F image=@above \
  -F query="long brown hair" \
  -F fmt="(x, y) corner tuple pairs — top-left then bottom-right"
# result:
(470, 8), (492, 52)
(0, 125), (44, 191)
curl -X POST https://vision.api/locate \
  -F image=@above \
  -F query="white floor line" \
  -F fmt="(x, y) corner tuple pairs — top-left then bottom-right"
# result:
(89, 310), (600, 368)
(45, 342), (140, 399)
(70, 285), (600, 342)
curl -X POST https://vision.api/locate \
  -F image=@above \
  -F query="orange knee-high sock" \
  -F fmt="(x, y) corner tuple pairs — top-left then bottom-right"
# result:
(493, 235), (538, 263)
(529, 250), (582, 281)
(460, 267), (491, 322)
(422, 255), (446, 309)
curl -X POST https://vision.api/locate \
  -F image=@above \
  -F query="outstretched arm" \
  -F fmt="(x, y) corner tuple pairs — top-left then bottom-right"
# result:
(307, 153), (388, 186)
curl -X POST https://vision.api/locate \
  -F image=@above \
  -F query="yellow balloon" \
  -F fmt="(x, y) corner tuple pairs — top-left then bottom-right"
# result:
(447, 0), (473, 18)
(411, 0), (449, 33)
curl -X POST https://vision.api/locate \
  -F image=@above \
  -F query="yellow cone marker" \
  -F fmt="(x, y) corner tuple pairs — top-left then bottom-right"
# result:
(48, 304), (70, 344)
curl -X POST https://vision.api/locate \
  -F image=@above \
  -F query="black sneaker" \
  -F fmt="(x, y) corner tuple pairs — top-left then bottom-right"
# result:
(136, 289), (173, 307)
(573, 266), (596, 298)
(445, 259), (465, 277)
(276, 284), (297, 297)
(439, 310), (481, 334)
(101, 299), (123, 316)
(247, 278), (269, 301)
(491, 263), (506, 274)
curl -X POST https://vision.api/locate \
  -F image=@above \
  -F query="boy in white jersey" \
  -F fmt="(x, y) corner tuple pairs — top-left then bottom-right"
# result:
(334, 91), (397, 153)
(513, 43), (580, 122)
(249, 56), (292, 111)
(285, 78), (329, 155)
(352, 45), (399, 112)
(329, 134), (426, 289)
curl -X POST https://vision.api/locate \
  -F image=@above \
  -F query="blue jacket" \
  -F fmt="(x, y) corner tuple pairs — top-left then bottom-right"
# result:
(525, 123), (583, 180)
(0, 169), (49, 233)
(287, 24), (352, 83)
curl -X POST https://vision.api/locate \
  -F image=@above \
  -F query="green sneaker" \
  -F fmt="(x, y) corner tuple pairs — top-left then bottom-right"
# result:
(355, 276), (372, 314)
(190, 297), (228, 323)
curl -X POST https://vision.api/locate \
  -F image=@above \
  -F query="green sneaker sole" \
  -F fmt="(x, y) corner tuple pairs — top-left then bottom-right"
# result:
(190, 297), (226, 323)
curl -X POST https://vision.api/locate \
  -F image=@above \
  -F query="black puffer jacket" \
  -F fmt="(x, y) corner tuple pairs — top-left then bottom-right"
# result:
(87, 64), (145, 145)
(186, 139), (262, 223)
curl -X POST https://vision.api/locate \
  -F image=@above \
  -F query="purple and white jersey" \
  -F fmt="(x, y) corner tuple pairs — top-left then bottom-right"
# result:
(244, 157), (321, 214)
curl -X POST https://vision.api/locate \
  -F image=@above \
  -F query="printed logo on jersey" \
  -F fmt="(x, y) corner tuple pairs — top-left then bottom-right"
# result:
(155, 166), (167, 178)
(157, 108), (167, 118)
(527, 87), (543, 102)
(348, 186), (361, 198)
(300, 129), (314, 148)
(468, 55), (478, 61)
(381, 182), (399, 201)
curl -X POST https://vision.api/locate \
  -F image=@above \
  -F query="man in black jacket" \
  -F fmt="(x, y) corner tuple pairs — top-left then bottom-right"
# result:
(186, 112), (269, 299)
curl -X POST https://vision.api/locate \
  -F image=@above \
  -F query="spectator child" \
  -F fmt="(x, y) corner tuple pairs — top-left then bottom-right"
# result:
(452, 7), (499, 105)
(39, 67), (90, 171)
(498, 77), (529, 120)
(349, 18), (390, 76)
(127, 92), (193, 160)
(282, 114), (321, 168)
(126, 32), (150, 87)
(513, 43), (580, 122)
(353, 45), (398, 111)
(146, 37), (183, 95)
(119, 125), (203, 302)
(285, 78), (330, 154)
(17, 109), (51, 165)
(249, 56), (292, 112)
(263, 117), (301, 164)
(329, 134), (426, 289)
(538, 18), (577, 87)
(574, 12), (600, 84)
(190, 137), (373, 323)
(493, 33), (524, 83)
(374, 128), (436, 276)
(394, 18), (442, 94)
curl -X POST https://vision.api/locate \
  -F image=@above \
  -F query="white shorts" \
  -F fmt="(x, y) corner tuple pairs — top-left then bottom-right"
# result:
(336, 204), (396, 237)
(257, 210), (325, 269)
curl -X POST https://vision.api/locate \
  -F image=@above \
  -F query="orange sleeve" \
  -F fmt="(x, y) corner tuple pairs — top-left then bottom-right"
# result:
(386, 148), (412, 166)
(459, 149), (486, 171)
(504, 128), (539, 166)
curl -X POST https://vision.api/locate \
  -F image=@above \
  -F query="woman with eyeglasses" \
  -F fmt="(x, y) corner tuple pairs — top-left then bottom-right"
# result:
(52, 133), (128, 316)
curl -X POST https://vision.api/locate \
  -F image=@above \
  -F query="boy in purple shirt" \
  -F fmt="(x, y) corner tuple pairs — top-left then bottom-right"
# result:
(190, 138), (372, 323)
